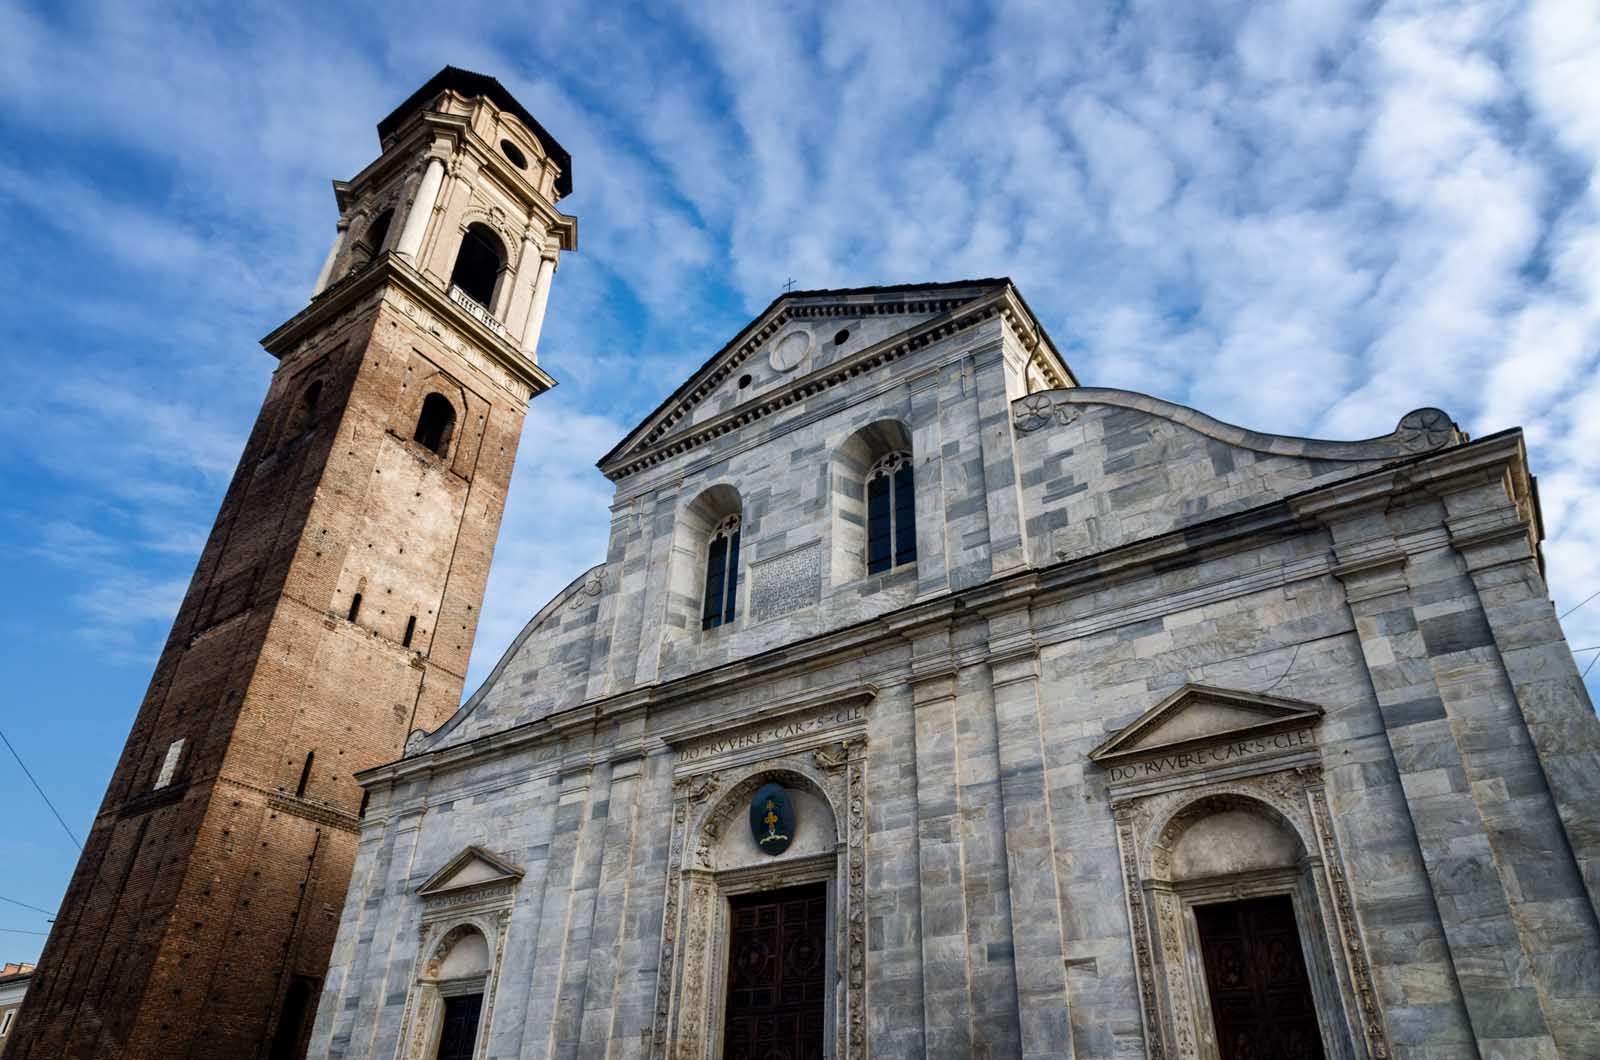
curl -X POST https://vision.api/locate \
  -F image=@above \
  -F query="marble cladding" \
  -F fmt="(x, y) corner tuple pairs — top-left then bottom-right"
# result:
(307, 292), (1600, 1060)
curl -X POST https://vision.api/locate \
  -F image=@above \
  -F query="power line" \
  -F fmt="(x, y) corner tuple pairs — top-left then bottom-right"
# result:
(0, 927), (50, 936)
(1561, 588), (1600, 620)
(1585, 652), (1600, 680)
(0, 727), (83, 851)
(0, 895), (55, 918)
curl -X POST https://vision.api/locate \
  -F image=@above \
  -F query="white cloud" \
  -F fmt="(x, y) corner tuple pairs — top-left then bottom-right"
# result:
(6, 0), (1600, 706)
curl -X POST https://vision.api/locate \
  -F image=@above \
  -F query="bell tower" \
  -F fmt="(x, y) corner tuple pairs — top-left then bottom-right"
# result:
(8, 68), (576, 1060)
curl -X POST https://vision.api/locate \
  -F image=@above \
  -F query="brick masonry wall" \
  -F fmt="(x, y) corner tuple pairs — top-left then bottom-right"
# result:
(8, 282), (532, 1060)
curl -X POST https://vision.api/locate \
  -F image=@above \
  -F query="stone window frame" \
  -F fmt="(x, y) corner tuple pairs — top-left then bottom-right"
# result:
(1112, 767), (1391, 1060)
(829, 419), (916, 590)
(652, 739), (867, 1060)
(864, 450), (916, 576)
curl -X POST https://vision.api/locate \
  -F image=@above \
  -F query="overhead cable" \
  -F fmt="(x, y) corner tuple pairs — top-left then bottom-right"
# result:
(0, 727), (84, 850)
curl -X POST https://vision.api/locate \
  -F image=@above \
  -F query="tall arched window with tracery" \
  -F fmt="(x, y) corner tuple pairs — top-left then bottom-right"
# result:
(866, 451), (916, 574)
(702, 514), (741, 630)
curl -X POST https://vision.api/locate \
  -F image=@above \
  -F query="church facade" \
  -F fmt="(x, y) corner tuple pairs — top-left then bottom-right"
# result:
(308, 264), (1600, 1060)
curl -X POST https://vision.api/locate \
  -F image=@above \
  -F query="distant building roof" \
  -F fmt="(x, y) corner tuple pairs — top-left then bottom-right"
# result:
(0, 961), (34, 981)
(378, 66), (573, 198)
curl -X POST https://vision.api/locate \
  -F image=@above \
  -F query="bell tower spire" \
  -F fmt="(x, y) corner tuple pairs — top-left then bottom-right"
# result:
(7, 68), (575, 1060)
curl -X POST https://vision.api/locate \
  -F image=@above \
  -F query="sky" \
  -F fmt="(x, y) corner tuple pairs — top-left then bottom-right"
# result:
(1, 0), (1598, 963)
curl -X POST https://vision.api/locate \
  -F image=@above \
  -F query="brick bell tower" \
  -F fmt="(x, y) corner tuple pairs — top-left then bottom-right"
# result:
(9, 68), (576, 1060)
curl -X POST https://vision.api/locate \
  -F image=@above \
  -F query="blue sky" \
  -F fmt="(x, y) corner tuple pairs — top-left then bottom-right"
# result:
(2, 0), (1598, 962)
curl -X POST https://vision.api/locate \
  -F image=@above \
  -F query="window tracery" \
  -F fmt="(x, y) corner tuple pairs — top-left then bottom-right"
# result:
(865, 451), (916, 574)
(702, 514), (741, 630)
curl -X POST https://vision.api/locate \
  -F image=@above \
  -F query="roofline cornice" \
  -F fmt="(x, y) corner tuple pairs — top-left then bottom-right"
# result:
(334, 113), (576, 249)
(598, 284), (1067, 481)
(259, 253), (558, 397)
(357, 429), (1532, 791)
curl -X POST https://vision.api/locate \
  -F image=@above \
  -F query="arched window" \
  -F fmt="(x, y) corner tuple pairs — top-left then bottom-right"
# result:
(866, 451), (916, 574)
(414, 393), (456, 456)
(702, 514), (741, 630)
(292, 380), (323, 435)
(449, 223), (505, 310)
(268, 975), (317, 1060)
(428, 927), (490, 1060)
(364, 208), (394, 257)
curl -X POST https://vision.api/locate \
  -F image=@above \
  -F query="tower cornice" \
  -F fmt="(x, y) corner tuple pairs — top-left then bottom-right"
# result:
(332, 114), (577, 250)
(261, 253), (558, 399)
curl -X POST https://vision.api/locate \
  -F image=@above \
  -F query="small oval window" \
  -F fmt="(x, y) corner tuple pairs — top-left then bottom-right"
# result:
(500, 139), (528, 170)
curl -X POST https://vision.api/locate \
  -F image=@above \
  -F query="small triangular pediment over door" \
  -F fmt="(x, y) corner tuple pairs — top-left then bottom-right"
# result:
(416, 845), (524, 901)
(1089, 684), (1323, 780)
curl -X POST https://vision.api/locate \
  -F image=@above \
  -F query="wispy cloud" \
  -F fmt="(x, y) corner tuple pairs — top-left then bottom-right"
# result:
(5, 0), (1600, 697)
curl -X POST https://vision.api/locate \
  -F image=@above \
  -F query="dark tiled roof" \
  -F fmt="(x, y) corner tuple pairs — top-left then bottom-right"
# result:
(378, 66), (573, 197)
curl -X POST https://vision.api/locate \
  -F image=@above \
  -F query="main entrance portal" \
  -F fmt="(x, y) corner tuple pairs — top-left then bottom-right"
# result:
(1195, 895), (1325, 1060)
(722, 883), (827, 1060)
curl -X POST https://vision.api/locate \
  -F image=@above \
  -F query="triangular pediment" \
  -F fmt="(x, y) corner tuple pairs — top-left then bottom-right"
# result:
(597, 279), (1059, 478)
(416, 845), (523, 896)
(1089, 684), (1322, 764)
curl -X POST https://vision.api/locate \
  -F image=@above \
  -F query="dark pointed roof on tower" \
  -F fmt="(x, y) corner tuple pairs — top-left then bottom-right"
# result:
(378, 65), (573, 197)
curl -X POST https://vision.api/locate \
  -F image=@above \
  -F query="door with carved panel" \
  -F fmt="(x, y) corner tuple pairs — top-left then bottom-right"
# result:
(1195, 895), (1325, 1060)
(723, 883), (827, 1060)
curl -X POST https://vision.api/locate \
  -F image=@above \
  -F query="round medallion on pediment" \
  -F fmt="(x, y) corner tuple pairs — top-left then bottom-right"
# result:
(769, 329), (812, 372)
(1395, 407), (1455, 451)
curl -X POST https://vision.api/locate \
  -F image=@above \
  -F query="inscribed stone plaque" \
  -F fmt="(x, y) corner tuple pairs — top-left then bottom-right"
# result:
(752, 542), (820, 622)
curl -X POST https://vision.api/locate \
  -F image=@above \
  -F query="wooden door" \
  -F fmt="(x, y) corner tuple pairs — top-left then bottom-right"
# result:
(435, 992), (483, 1060)
(1195, 894), (1326, 1060)
(722, 883), (827, 1060)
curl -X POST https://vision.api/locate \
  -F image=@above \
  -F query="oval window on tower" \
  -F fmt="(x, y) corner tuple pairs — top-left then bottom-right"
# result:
(500, 139), (528, 170)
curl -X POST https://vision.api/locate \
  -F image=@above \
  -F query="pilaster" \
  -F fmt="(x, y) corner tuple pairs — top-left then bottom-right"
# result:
(973, 346), (1030, 576)
(518, 764), (600, 1060)
(1442, 485), (1600, 919)
(1330, 515), (1587, 1058)
(574, 754), (645, 1060)
(905, 621), (976, 1059)
(982, 599), (1075, 1060)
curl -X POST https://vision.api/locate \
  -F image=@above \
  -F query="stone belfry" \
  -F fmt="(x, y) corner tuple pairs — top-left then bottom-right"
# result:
(9, 67), (576, 1060)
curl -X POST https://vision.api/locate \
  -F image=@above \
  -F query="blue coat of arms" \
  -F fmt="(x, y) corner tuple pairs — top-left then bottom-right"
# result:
(749, 782), (795, 856)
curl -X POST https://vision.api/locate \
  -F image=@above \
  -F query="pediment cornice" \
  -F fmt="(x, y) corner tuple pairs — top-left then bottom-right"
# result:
(1090, 683), (1323, 766)
(597, 281), (1071, 481)
(416, 844), (524, 898)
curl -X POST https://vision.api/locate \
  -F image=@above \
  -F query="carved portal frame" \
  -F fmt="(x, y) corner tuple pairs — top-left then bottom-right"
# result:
(1111, 766), (1390, 1060)
(395, 862), (519, 1060)
(652, 738), (868, 1060)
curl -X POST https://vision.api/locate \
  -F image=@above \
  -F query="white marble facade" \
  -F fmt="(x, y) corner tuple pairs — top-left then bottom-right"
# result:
(308, 280), (1600, 1060)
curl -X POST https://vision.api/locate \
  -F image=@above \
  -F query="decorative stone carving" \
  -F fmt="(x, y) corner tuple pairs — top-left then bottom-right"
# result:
(769, 328), (812, 372)
(751, 542), (821, 622)
(1394, 407), (1457, 452)
(653, 739), (867, 1059)
(567, 569), (604, 610)
(1110, 765), (1391, 1060)
(1012, 392), (1080, 432)
(394, 847), (519, 1060)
